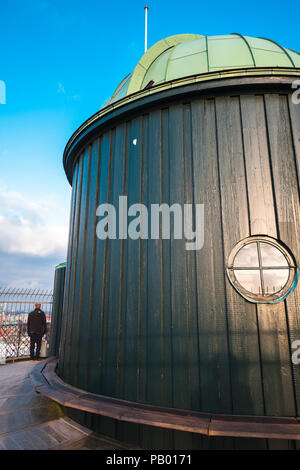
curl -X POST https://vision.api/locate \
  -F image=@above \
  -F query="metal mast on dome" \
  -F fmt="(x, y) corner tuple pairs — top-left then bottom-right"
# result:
(144, 5), (149, 52)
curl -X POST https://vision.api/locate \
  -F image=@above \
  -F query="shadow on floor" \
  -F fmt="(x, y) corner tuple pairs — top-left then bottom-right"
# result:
(0, 360), (139, 450)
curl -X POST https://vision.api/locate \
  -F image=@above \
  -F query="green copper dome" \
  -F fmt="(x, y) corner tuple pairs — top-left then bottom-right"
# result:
(55, 262), (66, 270)
(109, 33), (300, 105)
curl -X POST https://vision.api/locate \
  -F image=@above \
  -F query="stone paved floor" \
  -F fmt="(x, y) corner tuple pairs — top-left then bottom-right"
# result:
(0, 360), (139, 450)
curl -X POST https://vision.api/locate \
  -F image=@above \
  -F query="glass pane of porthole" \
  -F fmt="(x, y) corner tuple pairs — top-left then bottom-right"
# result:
(234, 270), (261, 294)
(233, 243), (259, 267)
(260, 242), (288, 267)
(263, 269), (290, 294)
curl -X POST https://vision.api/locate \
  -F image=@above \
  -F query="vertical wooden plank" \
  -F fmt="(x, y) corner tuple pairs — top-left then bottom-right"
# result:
(173, 430), (202, 450)
(99, 131), (114, 394)
(169, 104), (189, 409)
(182, 103), (201, 413)
(86, 134), (111, 393)
(62, 157), (83, 383)
(240, 95), (277, 237)
(141, 425), (174, 450)
(68, 147), (90, 386)
(191, 98), (232, 413)
(234, 437), (267, 450)
(50, 267), (61, 356)
(215, 95), (264, 415)
(97, 416), (117, 440)
(288, 93), (300, 190)
(102, 125), (126, 397)
(288, 96), (300, 417)
(70, 147), (91, 387)
(85, 139), (101, 390)
(287, 97), (300, 414)
(241, 94), (296, 417)
(161, 108), (173, 408)
(116, 422), (140, 446)
(115, 119), (142, 445)
(120, 118), (142, 403)
(268, 439), (295, 450)
(100, 130), (115, 393)
(265, 93), (300, 416)
(205, 436), (235, 450)
(57, 268), (66, 354)
(58, 161), (79, 376)
(75, 140), (100, 389)
(139, 114), (149, 404)
(51, 266), (66, 356)
(146, 110), (163, 405)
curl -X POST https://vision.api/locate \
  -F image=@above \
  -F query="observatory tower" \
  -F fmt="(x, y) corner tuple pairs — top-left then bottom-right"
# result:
(56, 33), (300, 449)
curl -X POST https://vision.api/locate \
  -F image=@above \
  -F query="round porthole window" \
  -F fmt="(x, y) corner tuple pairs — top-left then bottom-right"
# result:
(226, 236), (298, 303)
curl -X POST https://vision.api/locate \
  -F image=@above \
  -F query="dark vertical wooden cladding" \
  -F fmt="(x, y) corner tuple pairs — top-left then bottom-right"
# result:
(60, 157), (83, 381)
(121, 118), (142, 401)
(69, 146), (91, 385)
(183, 103), (201, 412)
(287, 96), (300, 414)
(49, 264), (66, 356)
(169, 104), (190, 409)
(240, 95), (276, 236)
(139, 114), (149, 404)
(58, 161), (78, 367)
(102, 125), (126, 397)
(240, 94), (295, 417)
(76, 140), (100, 389)
(265, 94), (300, 414)
(161, 108), (173, 409)
(58, 88), (300, 432)
(88, 133), (111, 393)
(191, 98), (231, 413)
(288, 95), (300, 190)
(145, 110), (163, 405)
(85, 140), (102, 391)
(215, 95), (264, 415)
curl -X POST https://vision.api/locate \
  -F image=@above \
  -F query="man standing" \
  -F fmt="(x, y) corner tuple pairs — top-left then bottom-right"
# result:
(27, 303), (47, 361)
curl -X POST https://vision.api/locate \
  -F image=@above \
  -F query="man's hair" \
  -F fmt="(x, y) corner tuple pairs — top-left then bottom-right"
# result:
(35, 303), (41, 308)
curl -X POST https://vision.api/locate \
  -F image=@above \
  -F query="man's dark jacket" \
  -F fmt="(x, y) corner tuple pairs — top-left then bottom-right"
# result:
(27, 308), (47, 336)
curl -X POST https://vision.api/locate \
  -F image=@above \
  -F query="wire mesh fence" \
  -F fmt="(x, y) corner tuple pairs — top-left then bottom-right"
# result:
(0, 288), (53, 361)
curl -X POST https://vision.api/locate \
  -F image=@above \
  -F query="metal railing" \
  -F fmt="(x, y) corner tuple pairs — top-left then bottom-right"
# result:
(0, 288), (53, 361)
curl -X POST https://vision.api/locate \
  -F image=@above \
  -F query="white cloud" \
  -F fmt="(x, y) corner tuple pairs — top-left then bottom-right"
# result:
(0, 188), (43, 224)
(0, 215), (67, 257)
(0, 186), (68, 258)
(0, 250), (62, 289)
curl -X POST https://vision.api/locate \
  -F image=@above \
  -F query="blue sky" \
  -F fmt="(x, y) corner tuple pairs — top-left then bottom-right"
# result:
(0, 0), (299, 288)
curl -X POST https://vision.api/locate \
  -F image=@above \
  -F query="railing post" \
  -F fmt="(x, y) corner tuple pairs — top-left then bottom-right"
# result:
(17, 320), (22, 358)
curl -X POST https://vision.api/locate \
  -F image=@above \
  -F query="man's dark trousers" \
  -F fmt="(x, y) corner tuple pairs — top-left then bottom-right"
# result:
(29, 333), (42, 360)
(27, 307), (46, 360)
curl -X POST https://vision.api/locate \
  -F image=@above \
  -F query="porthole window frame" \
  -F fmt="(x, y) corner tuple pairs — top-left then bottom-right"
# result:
(226, 235), (298, 304)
